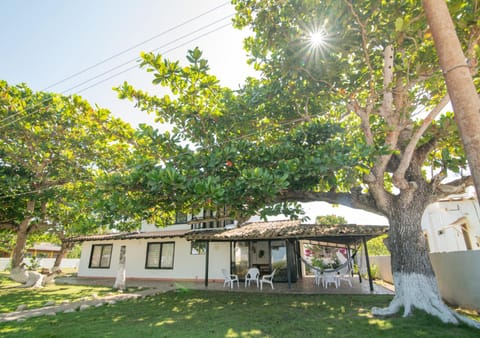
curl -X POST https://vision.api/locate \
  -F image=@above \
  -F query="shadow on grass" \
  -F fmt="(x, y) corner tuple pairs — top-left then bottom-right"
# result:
(0, 291), (479, 338)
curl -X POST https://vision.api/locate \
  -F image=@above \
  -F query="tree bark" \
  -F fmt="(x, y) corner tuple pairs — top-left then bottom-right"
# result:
(423, 0), (480, 198)
(372, 195), (480, 328)
(11, 222), (29, 271)
(52, 241), (73, 272)
(113, 245), (126, 290)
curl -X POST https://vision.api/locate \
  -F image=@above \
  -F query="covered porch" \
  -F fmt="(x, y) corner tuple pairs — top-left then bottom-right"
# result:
(57, 274), (394, 295)
(186, 220), (389, 292)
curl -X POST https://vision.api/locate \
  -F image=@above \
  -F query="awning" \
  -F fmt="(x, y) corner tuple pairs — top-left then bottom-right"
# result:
(185, 220), (388, 245)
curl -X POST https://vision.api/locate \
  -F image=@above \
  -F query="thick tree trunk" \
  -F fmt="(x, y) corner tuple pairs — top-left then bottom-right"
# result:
(372, 201), (480, 328)
(52, 241), (73, 272)
(11, 223), (28, 270)
(113, 245), (126, 290)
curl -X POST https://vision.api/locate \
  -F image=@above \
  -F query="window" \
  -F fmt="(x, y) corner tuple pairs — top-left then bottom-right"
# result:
(89, 244), (113, 268)
(145, 242), (175, 269)
(191, 241), (207, 255)
(175, 212), (188, 224)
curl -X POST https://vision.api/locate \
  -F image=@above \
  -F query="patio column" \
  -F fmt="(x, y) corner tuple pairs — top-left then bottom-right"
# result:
(287, 240), (292, 289)
(362, 236), (374, 291)
(204, 241), (210, 287)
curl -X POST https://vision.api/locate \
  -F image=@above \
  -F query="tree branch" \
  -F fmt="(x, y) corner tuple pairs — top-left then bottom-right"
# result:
(435, 175), (473, 198)
(392, 94), (450, 189)
(343, 0), (375, 97)
(275, 189), (385, 217)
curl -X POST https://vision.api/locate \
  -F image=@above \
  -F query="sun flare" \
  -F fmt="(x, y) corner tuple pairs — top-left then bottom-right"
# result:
(309, 31), (326, 47)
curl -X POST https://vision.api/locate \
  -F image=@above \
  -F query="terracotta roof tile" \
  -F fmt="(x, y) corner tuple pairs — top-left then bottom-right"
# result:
(185, 220), (388, 245)
(67, 230), (189, 242)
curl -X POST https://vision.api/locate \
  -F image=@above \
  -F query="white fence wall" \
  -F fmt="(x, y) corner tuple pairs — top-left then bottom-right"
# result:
(430, 251), (480, 311)
(370, 252), (480, 311)
(0, 258), (79, 271)
(369, 255), (393, 284)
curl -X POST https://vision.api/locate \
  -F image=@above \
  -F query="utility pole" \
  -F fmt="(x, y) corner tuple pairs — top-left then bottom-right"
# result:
(423, 0), (480, 197)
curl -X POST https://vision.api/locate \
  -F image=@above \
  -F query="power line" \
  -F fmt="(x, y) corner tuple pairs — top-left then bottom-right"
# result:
(67, 16), (233, 95)
(0, 2), (234, 128)
(75, 21), (233, 95)
(42, 1), (230, 92)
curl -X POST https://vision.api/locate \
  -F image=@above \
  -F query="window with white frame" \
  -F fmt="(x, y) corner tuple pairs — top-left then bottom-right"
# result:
(145, 242), (175, 269)
(89, 244), (113, 268)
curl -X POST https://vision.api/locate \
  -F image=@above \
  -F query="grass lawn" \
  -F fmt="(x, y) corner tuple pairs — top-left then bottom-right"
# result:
(0, 283), (479, 338)
(0, 272), (121, 313)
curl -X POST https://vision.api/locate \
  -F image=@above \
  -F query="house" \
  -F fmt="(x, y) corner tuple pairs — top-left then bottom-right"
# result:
(0, 242), (61, 259)
(420, 191), (480, 311)
(27, 242), (62, 258)
(421, 192), (480, 252)
(71, 208), (388, 289)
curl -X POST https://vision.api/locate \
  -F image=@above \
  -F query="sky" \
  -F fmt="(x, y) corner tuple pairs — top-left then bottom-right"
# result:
(0, 0), (388, 225)
(0, 0), (253, 126)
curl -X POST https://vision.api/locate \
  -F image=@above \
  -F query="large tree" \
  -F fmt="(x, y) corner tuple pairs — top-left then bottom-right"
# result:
(0, 81), (134, 283)
(113, 1), (479, 327)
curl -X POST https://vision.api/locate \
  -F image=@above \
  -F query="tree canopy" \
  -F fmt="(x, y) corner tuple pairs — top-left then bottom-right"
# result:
(0, 81), (135, 272)
(113, 0), (480, 326)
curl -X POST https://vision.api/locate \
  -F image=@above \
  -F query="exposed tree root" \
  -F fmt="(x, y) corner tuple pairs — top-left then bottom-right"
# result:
(10, 267), (47, 289)
(372, 272), (480, 329)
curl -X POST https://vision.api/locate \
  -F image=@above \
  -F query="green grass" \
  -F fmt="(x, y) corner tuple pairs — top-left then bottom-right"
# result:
(0, 286), (479, 338)
(0, 272), (120, 313)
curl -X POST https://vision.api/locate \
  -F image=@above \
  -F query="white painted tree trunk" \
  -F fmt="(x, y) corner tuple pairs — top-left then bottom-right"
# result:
(10, 267), (29, 284)
(11, 267), (45, 288)
(373, 272), (479, 328)
(113, 245), (126, 290)
(373, 200), (480, 329)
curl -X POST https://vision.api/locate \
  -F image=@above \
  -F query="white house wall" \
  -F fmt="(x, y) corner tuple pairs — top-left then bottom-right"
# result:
(78, 238), (231, 281)
(421, 198), (480, 253)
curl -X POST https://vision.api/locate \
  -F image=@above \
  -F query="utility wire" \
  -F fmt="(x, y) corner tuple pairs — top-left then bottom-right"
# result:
(76, 21), (233, 95)
(42, 1), (230, 91)
(0, 3), (234, 128)
(67, 16), (233, 95)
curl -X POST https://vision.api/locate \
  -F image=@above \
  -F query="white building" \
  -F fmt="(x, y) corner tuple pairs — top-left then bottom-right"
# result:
(72, 210), (387, 288)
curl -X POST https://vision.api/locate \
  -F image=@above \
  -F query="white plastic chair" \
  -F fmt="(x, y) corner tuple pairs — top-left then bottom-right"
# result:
(244, 267), (260, 288)
(336, 263), (353, 287)
(321, 269), (339, 288)
(313, 269), (323, 286)
(222, 268), (239, 289)
(260, 269), (276, 290)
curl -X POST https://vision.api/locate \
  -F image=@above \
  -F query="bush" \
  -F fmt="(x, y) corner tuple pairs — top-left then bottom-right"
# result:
(25, 256), (41, 271)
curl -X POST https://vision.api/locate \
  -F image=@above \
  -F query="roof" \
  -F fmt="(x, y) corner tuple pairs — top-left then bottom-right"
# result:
(185, 220), (388, 245)
(30, 242), (61, 252)
(67, 220), (388, 246)
(67, 230), (189, 242)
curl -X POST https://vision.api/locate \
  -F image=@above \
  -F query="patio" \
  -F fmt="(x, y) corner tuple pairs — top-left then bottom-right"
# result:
(56, 275), (394, 295)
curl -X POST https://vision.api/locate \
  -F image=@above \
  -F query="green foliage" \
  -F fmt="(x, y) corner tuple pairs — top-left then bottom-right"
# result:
(66, 244), (81, 259)
(370, 263), (379, 280)
(25, 256), (40, 271)
(111, 1), (477, 230)
(0, 81), (135, 266)
(315, 214), (348, 225)
(367, 235), (390, 256)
